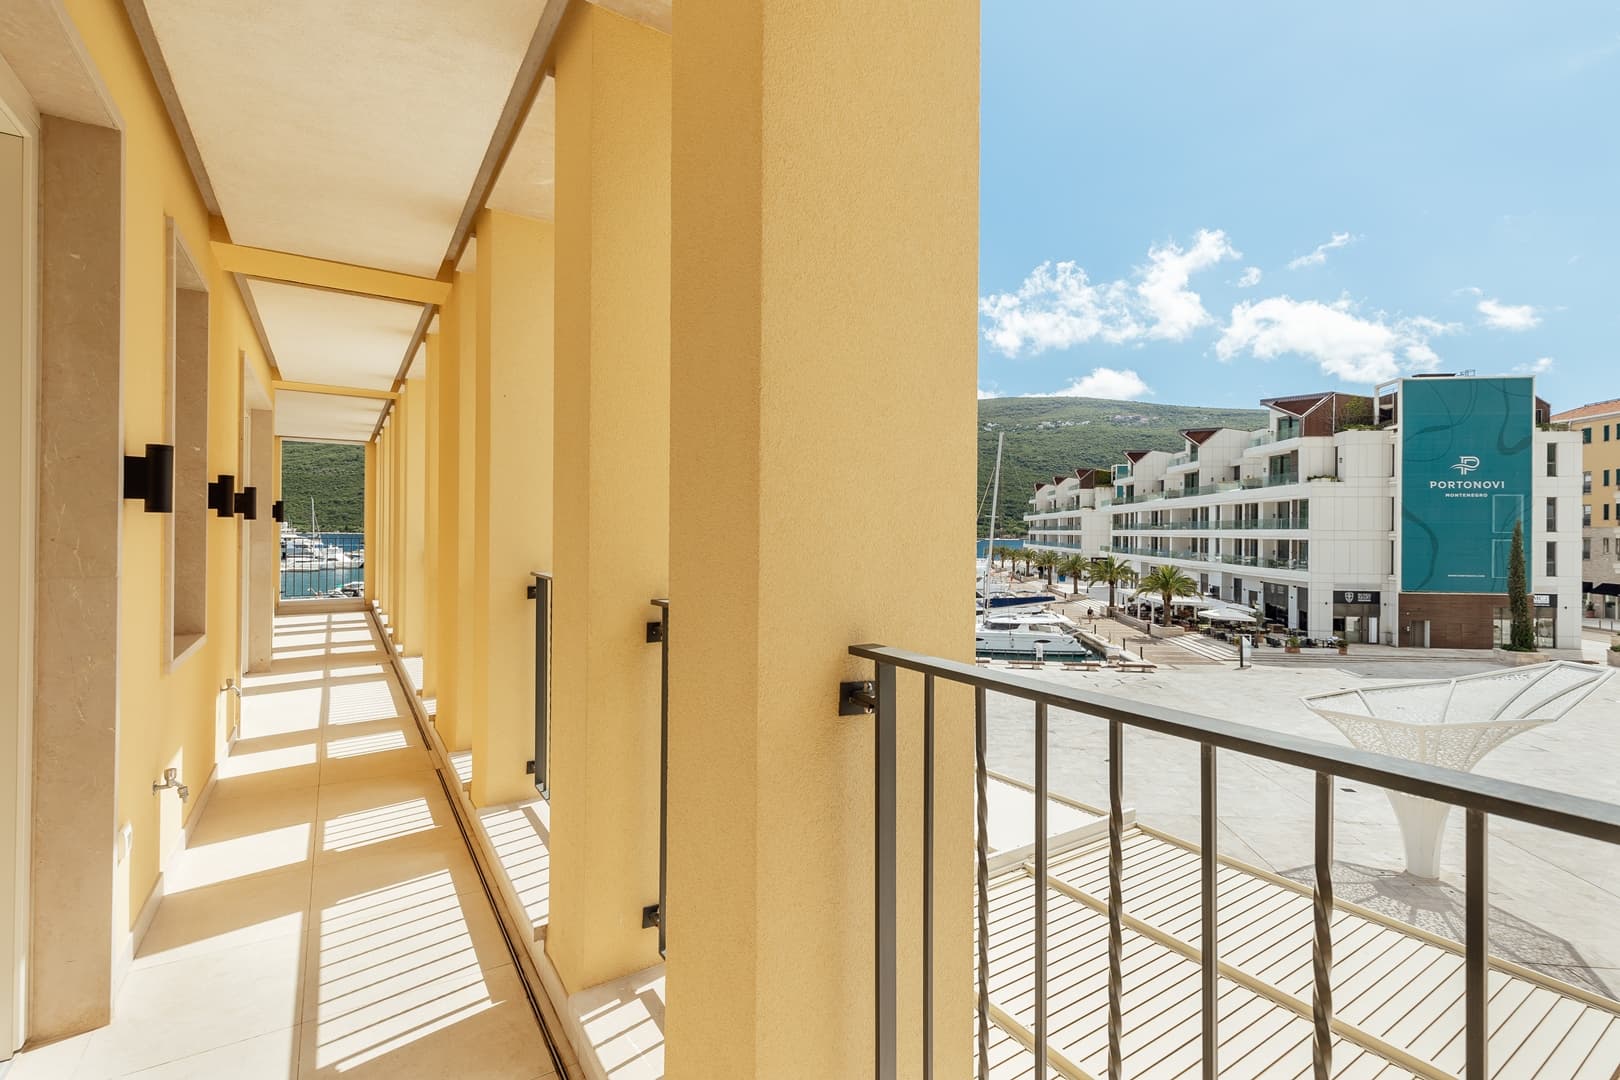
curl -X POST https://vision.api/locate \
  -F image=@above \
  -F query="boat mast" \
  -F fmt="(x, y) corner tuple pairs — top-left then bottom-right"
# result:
(309, 496), (318, 537)
(981, 431), (1003, 599)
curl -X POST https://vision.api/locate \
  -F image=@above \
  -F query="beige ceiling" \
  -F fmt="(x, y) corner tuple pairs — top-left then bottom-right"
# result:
(140, 0), (546, 277)
(248, 280), (424, 391)
(275, 391), (387, 444)
(0, 0), (114, 126)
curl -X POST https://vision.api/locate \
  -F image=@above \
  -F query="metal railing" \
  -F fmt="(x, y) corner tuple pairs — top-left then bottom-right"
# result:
(1116, 515), (1310, 532)
(840, 645), (1620, 1080)
(527, 572), (553, 798)
(644, 598), (670, 958)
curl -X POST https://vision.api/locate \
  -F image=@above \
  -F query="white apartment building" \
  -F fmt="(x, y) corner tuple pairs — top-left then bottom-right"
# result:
(1026, 378), (1583, 650)
(1023, 467), (1113, 557)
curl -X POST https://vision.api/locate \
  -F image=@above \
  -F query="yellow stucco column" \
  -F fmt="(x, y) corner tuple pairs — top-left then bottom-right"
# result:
(434, 282), (469, 750)
(395, 390), (410, 643)
(546, 3), (670, 994)
(465, 209), (554, 807)
(422, 334), (441, 700)
(453, 267), (482, 748)
(665, 4), (979, 1077)
(363, 439), (378, 604)
(403, 374), (427, 657)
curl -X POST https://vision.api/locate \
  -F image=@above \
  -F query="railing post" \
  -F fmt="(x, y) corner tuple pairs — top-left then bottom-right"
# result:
(922, 674), (935, 1080)
(975, 687), (989, 1080)
(1466, 809), (1489, 1080)
(1312, 772), (1334, 1080)
(1201, 743), (1218, 1079)
(1108, 719), (1123, 1080)
(874, 661), (897, 1080)
(1034, 702), (1049, 1078)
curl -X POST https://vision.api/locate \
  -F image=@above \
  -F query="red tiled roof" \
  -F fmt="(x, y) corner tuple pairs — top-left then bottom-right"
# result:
(1552, 398), (1620, 422)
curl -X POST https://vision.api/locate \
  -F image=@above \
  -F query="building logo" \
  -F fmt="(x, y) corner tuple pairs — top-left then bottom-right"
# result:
(1450, 455), (1481, 476)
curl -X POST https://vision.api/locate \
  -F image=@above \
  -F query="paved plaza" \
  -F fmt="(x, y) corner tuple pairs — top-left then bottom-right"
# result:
(981, 651), (1620, 998)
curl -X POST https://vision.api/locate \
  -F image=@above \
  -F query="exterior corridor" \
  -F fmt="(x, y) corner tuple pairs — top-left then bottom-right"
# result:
(10, 611), (560, 1080)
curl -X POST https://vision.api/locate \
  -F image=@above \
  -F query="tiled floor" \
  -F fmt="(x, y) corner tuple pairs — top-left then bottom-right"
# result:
(10, 610), (560, 1080)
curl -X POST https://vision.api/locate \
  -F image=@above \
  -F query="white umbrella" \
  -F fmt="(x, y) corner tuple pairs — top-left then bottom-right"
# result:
(1199, 608), (1256, 624)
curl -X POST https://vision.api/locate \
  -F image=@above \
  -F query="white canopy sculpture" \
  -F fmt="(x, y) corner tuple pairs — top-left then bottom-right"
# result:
(1303, 662), (1613, 878)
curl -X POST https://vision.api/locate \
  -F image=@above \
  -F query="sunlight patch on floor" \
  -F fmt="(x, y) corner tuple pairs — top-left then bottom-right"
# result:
(321, 798), (435, 852)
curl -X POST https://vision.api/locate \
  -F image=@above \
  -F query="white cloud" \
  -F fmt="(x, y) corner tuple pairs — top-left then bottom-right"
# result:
(1136, 229), (1241, 340)
(1477, 297), (1541, 331)
(1236, 267), (1263, 288)
(978, 229), (1238, 356)
(1036, 367), (1153, 401)
(977, 386), (1001, 400)
(1514, 357), (1554, 375)
(1216, 296), (1456, 383)
(1287, 231), (1354, 270)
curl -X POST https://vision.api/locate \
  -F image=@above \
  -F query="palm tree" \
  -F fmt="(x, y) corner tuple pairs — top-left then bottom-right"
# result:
(1087, 556), (1135, 613)
(1031, 548), (1058, 586)
(1057, 554), (1090, 595)
(994, 544), (1013, 568)
(1139, 564), (1197, 627)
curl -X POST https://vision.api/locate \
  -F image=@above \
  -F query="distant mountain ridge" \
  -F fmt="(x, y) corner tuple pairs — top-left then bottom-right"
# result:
(280, 441), (366, 533)
(977, 396), (1269, 536)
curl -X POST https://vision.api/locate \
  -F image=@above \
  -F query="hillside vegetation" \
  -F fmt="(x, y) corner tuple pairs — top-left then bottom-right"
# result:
(280, 441), (366, 533)
(978, 397), (1268, 536)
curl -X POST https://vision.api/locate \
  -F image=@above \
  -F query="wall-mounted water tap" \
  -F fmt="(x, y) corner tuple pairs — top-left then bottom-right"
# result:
(153, 768), (189, 800)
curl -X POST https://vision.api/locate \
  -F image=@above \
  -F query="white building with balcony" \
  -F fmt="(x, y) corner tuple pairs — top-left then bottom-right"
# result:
(1026, 378), (1583, 650)
(1022, 467), (1113, 557)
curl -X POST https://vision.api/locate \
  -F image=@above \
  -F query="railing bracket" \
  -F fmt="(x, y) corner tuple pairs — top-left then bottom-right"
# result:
(840, 680), (877, 716)
(646, 620), (664, 643)
(642, 903), (661, 929)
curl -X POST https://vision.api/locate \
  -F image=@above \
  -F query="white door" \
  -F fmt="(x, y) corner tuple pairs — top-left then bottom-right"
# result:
(0, 103), (36, 1059)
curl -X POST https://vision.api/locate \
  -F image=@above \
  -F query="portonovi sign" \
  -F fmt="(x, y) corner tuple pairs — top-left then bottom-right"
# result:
(1400, 376), (1534, 593)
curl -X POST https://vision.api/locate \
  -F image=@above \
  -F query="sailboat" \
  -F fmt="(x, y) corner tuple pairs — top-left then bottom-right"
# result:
(974, 433), (1047, 613)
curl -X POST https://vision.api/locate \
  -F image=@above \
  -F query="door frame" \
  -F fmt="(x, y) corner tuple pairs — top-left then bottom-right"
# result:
(0, 53), (41, 1059)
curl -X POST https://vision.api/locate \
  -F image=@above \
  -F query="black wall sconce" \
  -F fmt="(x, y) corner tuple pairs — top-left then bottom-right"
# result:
(234, 486), (258, 521)
(123, 444), (175, 513)
(206, 474), (236, 519)
(271, 500), (285, 523)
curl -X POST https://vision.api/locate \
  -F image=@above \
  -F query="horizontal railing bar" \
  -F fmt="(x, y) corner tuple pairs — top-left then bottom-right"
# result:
(531, 570), (553, 581)
(846, 644), (1620, 844)
(651, 597), (670, 608)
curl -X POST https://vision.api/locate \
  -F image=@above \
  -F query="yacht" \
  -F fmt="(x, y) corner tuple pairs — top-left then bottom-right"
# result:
(974, 608), (1098, 659)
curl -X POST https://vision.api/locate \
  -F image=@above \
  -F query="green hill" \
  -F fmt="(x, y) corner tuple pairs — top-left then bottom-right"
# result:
(280, 441), (366, 533)
(978, 397), (1269, 537)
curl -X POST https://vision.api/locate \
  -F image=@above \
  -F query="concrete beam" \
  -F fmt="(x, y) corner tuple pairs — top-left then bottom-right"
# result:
(212, 242), (452, 305)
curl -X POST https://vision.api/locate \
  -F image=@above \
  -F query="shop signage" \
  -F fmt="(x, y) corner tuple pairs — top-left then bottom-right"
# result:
(1334, 590), (1380, 605)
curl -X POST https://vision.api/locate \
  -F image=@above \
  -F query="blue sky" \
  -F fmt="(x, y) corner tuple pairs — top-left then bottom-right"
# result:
(977, 2), (1620, 410)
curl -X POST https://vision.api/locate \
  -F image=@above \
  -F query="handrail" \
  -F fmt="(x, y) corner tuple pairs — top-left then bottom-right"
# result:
(848, 644), (1620, 839)
(646, 598), (670, 958)
(844, 640), (1620, 1080)
(528, 572), (553, 798)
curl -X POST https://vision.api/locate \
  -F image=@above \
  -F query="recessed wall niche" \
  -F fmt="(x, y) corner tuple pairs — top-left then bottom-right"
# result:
(167, 221), (209, 662)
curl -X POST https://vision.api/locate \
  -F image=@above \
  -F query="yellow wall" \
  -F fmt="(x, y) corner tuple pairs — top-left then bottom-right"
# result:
(546, 3), (671, 993)
(468, 210), (554, 807)
(1574, 414), (1620, 529)
(665, 3), (979, 1076)
(64, 0), (275, 932)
